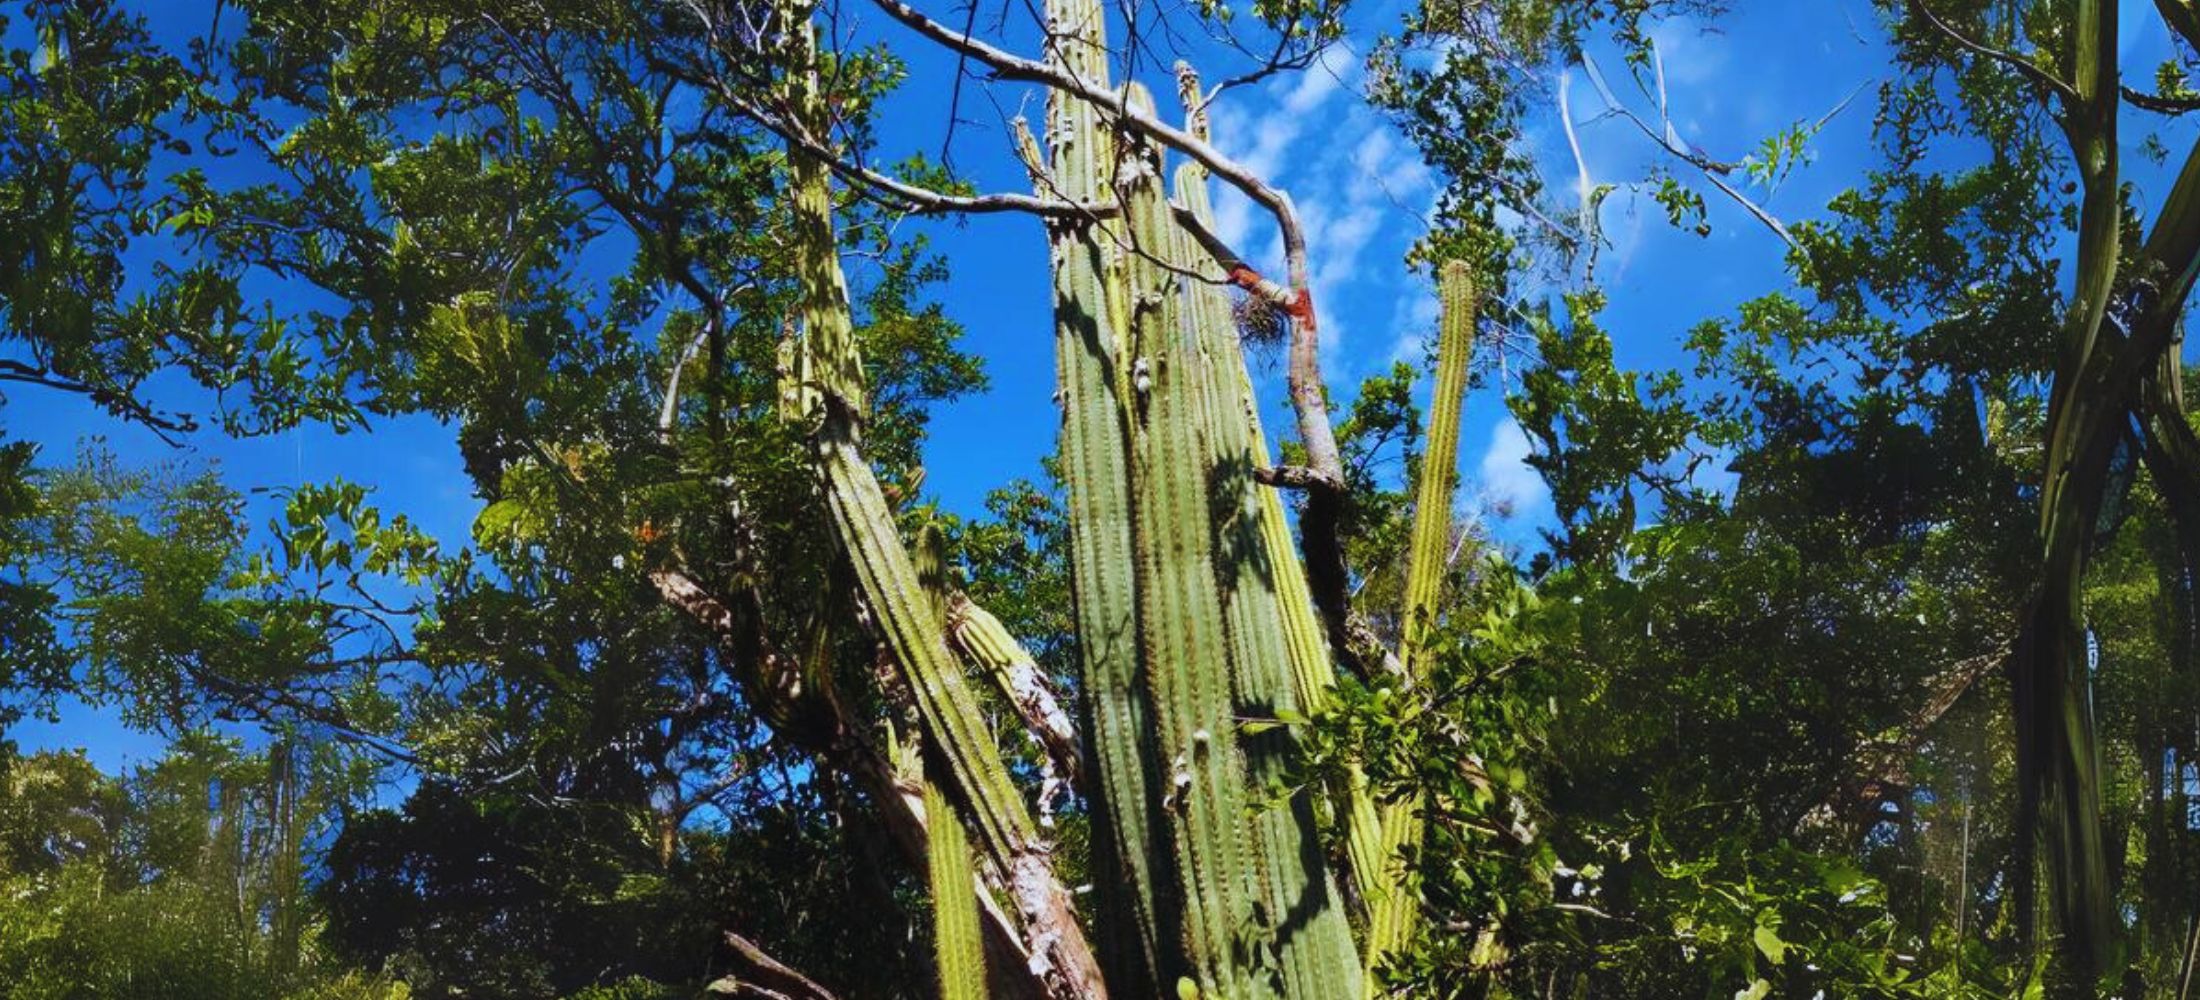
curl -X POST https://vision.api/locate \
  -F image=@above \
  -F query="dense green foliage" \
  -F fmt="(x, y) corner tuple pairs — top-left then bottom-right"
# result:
(0, 738), (406, 999)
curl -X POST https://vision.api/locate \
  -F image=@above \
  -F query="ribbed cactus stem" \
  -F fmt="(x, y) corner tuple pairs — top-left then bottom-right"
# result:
(947, 593), (1086, 798)
(1173, 157), (1362, 1000)
(774, 3), (1102, 994)
(1164, 70), (1388, 948)
(1032, 0), (1171, 989)
(1402, 263), (1476, 668)
(1251, 381), (1390, 923)
(1116, 90), (1262, 994)
(917, 522), (953, 622)
(927, 781), (991, 1000)
(1364, 261), (1478, 978)
(779, 18), (864, 418)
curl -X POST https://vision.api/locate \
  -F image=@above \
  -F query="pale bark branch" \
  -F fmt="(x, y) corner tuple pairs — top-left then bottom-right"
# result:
(860, 0), (1349, 493)
(711, 931), (842, 999)
(713, 81), (1113, 220)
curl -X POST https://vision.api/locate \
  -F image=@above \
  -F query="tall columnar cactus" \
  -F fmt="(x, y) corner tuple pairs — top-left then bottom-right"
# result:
(1403, 264), (1477, 673)
(1028, 0), (1172, 988)
(925, 780), (990, 1000)
(773, 5), (1104, 996)
(1167, 80), (1358, 994)
(1114, 93), (1269, 995)
(1364, 261), (1478, 975)
(1022, 0), (1371, 986)
(1165, 74), (1390, 927)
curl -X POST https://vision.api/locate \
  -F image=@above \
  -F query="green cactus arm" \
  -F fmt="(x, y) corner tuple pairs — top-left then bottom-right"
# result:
(772, 6), (1104, 995)
(777, 20), (864, 420)
(803, 142), (1109, 1000)
(916, 522), (953, 624)
(927, 780), (991, 1000)
(946, 593), (1087, 796)
(914, 522), (1085, 799)
(1364, 261), (1479, 976)
(1172, 155), (1363, 1000)
(1022, 0), (1173, 989)
(1401, 263), (1478, 672)
(1164, 109), (1389, 940)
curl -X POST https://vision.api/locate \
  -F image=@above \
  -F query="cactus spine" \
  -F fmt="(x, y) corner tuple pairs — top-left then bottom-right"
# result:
(775, 5), (1103, 995)
(1364, 261), (1479, 975)
(926, 781), (990, 1000)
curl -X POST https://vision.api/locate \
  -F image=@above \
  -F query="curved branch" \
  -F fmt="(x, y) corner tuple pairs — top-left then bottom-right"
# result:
(0, 359), (198, 443)
(1903, 0), (2079, 104)
(718, 84), (1113, 219)
(2122, 85), (2200, 114)
(862, 0), (1345, 484)
(713, 931), (843, 999)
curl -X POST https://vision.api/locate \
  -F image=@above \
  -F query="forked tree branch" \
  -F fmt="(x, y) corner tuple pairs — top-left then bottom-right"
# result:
(860, 0), (1349, 498)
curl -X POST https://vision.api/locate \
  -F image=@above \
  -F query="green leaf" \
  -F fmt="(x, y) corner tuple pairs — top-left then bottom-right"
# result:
(1752, 922), (1788, 966)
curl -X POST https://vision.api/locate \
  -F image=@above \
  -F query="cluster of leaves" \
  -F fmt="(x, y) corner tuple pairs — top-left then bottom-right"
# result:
(0, 1), (375, 438)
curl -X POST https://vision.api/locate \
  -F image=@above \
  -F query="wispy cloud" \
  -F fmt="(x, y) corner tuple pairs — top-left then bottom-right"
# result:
(1282, 41), (1360, 114)
(1476, 417), (1550, 519)
(1203, 43), (1441, 367)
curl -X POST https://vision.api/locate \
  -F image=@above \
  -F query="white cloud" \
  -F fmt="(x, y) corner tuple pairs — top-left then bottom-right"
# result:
(1386, 284), (1440, 364)
(1476, 417), (1550, 518)
(1210, 97), (1304, 186)
(1312, 202), (1382, 288)
(1210, 186), (1257, 262)
(1188, 36), (1447, 377)
(1647, 17), (1725, 89)
(1281, 41), (1359, 115)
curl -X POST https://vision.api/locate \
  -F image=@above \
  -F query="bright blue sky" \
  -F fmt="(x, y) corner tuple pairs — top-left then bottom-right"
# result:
(11, 0), (2199, 770)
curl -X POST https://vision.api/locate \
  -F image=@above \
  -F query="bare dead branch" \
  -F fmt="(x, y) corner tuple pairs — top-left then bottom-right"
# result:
(712, 931), (842, 999)
(721, 82), (1114, 219)
(1578, 55), (1805, 255)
